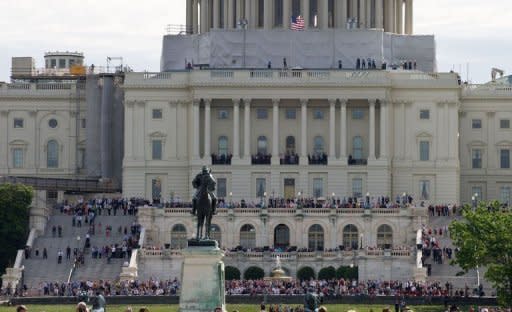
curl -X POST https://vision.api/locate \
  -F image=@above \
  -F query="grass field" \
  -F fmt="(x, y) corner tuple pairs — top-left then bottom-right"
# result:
(0, 304), (460, 312)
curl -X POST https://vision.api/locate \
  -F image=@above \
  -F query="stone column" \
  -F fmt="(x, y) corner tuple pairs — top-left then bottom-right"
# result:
(186, 0), (194, 34)
(124, 102), (134, 159)
(384, 0), (393, 32)
(204, 99), (211, 160)
(302, 0), (310, 29)
(405, 0), (413, 34)
(227, 0), (235, 29)
(272, 99), (280, 164)
(379, 100), (388, 159)
(350, 0), (358, 21)
(369, 100), (376, 160)
(233, 99), (240, 159)
(396, 0), (403, 34)
(193, 99), (200, 159)
(264, 0), (272, 29)
(244, 0), (251, 21)
(319, 0), (329, 29)
(283, 0), (291, 29)
(193, 0), (199, 34)
(375, 0), (383, 29)
(359, 0), (366, 28)
(243, 98), (251, 159)
(223, 0), (229, 28)
(169, 101), (178, 159)
(329, 99), (336, 159)
(236, 0), (243, 24)
(335, 0), (347, 29)
(250, 0), (258, 28)
(340, 100), (348, 160)
(213, 0), (220, 28)
(365, 0), (372, 28)
(200, 0), (208, 33)
(300, 99), (308, 161)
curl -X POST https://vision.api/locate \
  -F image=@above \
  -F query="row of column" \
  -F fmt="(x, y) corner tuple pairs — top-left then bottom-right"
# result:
(186, 0), (414, 34)
(192, 98), (389, 162)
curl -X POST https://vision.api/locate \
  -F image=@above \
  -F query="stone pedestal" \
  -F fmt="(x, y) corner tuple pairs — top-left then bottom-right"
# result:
(179, 240), (226, 312)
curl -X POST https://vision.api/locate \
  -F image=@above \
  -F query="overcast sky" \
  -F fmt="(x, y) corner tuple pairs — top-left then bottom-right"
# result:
(1, 0), (511, 83)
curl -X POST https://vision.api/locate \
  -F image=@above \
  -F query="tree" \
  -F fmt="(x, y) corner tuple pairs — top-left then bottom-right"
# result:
(0, 183), (33, 277)
(318, 266), (336, 280)
(225, 266), (241, 280)
(336, 265), (359, 280)
(449, 201), (512, 307)
(297, 266), (316, 281)
(243, 266), (264, 280)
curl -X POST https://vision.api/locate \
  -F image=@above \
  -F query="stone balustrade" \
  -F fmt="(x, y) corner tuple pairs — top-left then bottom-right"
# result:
(0, 82), (82, 97)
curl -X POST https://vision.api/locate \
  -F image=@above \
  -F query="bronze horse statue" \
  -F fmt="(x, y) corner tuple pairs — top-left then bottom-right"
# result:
(195, 175), (214, 240)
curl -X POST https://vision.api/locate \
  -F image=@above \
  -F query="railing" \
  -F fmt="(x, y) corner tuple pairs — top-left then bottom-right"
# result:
(348, 158), (368, 166)
(251, 154), (271, 165)
(158, 207), (406, 216)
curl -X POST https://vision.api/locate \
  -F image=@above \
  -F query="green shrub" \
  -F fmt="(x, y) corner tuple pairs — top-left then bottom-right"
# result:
(297, 266), (316, 281)
(318, 266), (336, 280)
(243, 266), (264, 280)
(225, 266), (241, 280)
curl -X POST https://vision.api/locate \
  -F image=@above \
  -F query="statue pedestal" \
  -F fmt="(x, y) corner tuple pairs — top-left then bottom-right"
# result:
(179, 240), (226, 312)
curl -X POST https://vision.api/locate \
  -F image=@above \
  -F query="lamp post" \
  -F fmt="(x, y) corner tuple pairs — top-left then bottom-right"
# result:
(360, 233), (364, 250)
(237, 19), (248, 68)
(366, 192), (370, 209)
(332, 192), (336, 207)
(263, 192), (267, 208)
(229, 191), (233, 208)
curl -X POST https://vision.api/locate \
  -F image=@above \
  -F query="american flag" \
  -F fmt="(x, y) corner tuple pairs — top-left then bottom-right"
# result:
(291, 15), (305, 30)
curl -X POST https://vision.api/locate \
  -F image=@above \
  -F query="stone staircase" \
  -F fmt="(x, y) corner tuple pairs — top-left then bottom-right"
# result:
(425, 215), (493, 295)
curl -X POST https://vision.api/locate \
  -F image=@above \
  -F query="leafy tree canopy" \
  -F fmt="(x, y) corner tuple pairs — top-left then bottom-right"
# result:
(449, 201), (512, 307)
(0, 183), (33, 276)
(297, 266), (316, 281)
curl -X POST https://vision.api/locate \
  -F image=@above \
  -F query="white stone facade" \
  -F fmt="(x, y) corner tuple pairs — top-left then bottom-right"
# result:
(122, 70), (461, 205)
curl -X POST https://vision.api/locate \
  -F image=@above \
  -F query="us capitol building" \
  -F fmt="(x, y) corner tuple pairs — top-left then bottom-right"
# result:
(1, 0), (511, 282)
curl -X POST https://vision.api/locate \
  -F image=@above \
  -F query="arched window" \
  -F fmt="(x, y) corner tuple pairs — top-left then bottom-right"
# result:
(274, 224), (290, 249)
(240, 224), (256, 249)
(210, 224), (222, 247)
(218, 136), (228, 156)
(257, 136), (268, 155)
(308, 224), (324, 251)
(377, 224), (393, 249)
(313, 136), (325, 155)
(47, 140), (59, 168)
(343, 224), (359, 250)
(170, 224), (187, 249)
(352, 136), (363, 160)
(286, 136), (296, 154)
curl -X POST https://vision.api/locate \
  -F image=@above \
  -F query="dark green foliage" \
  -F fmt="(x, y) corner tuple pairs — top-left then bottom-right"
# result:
(450, 201), (512, 307)
(225, 266), (241, 280)
(0, 183), (33, 277)
(243, 266), (264, 280)
(297, 266), (316, 281)
(318, 266), (336, 280)
(336, 265), (359, 280)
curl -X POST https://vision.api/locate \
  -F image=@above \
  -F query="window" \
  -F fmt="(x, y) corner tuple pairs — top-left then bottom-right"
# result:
(217, 178), (227, 198)
(13, 118), (24, 128)
(472, 149), (482, 169)
(352, 178), (363, 198)
(500, 149), (510, 169)
(240, 224), (256, 249)
(308, 224), (324, 251)
(256, 178), (266, 197)
(472, 119), (482, 129)
(377, 225), (393, 249)
(218, 136), (228, 156)
(472, 186), (483, 201)
(48, 119), (58, 128)
(313, 136), (325, 155)
(77, 148), (85, 169)
(218, 109), (229, 119)
(47, 140), (59, 168)
(257, 108), (268, 119)
(313, 178), (323, 198)
(50, 59), (57, 68)
(353, 136), (363, 160)
(274, 224), (290, 249)
(152, 140), (162, 160)
(500, 119), (510, 129)
(12, 148), (23, 168)
(286, 108), (296, 119)
(286, 136), (296, 154)
(500, 186), (511, 206)
(152, 178), (162, 202)
(352, 109), (364, 120)
(420, 110), (430, 120)
(313, 109), (324, 120)
(343, 225), (359, 249)
(419, 141), (429, 161)
(58, 59), (66, 69)
(81, 118), (86, 128)
(152, 109), (163, 119)
(419, 180), (430, 200)
(257, 136), (268, 155)
(170, 224), (187, 249)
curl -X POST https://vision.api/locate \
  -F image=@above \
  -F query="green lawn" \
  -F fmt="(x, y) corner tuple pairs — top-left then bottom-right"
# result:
(0, 304), (459, 312)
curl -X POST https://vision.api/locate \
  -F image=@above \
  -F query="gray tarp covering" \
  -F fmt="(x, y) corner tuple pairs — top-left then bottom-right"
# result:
(161, 29), (436, 72)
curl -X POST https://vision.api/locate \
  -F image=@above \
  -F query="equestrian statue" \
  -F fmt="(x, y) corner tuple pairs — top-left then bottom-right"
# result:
(191, 166), (217, 240)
